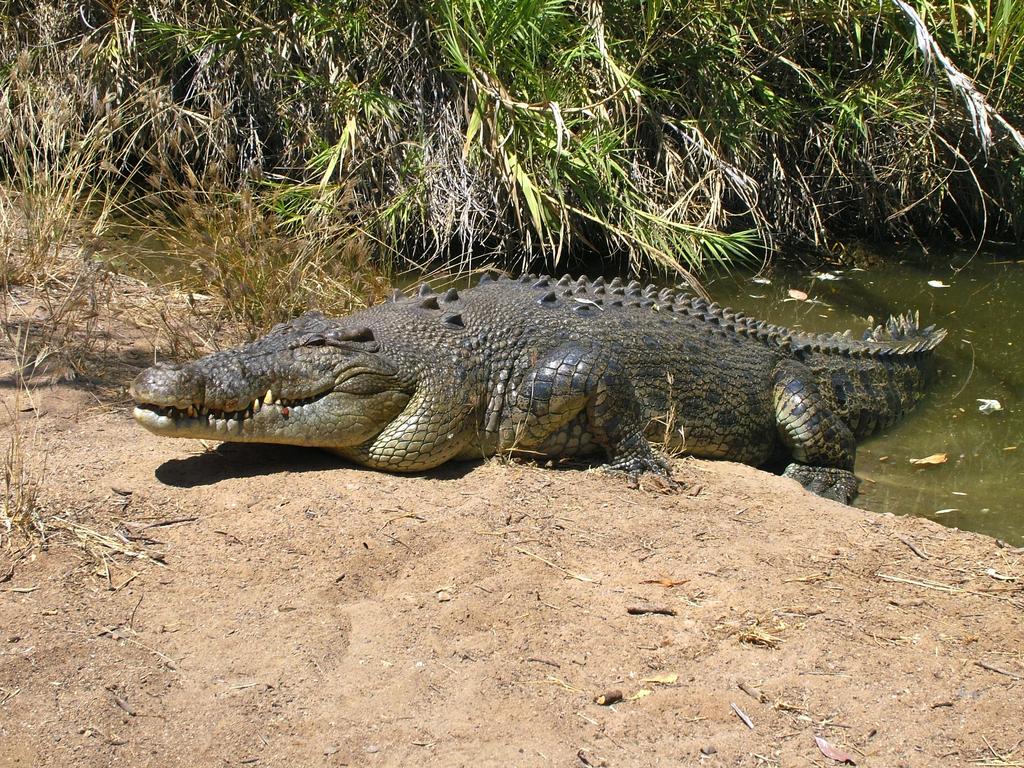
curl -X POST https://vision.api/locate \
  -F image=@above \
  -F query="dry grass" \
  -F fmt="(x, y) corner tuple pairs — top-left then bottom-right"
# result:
(1, 322), (47, 551)
(114, 185), (393, 341)
(1, 422), (46, 549)
(0, 379), (160, 582)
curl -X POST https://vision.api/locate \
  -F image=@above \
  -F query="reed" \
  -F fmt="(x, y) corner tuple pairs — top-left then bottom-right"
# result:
(1, 0), (1021, 297)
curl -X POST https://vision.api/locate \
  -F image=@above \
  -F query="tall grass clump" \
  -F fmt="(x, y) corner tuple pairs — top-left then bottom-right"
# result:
(1, 425), (45, 548)
(125, 185), (393, 336)
(0, 39), (125, 378)
(1, 0), (1023, 293)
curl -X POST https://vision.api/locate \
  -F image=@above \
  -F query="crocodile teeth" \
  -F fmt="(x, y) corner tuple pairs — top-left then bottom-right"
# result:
(265, 389), (273, 404)
(253, 398), (262, 411)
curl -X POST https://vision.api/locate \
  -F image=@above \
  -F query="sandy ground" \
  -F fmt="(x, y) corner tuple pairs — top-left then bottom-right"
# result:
(1, 284), (1023, 767)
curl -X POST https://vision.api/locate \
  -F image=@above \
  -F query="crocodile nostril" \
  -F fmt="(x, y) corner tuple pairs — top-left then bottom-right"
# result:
(132, 362), (204, 405)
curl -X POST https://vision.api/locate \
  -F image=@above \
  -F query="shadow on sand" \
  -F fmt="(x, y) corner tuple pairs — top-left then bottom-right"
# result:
(154, 442), (480, 488)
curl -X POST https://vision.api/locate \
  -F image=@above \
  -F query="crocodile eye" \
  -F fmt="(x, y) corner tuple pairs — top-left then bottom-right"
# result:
(330, 327), (374, 343)
(293, 327), (378, 351)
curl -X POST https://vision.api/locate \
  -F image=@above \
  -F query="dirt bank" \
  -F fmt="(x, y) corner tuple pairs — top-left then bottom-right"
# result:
(1, 287), (1022, 767)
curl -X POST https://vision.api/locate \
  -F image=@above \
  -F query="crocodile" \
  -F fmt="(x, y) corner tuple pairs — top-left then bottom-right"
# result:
(131, 274), (946, 503)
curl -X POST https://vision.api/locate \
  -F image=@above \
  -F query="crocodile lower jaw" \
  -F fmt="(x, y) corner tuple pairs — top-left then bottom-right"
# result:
(133, 400), (320, 441)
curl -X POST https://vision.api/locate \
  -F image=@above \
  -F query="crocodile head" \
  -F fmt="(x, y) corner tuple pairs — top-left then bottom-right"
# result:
(131, 312), (412, 448)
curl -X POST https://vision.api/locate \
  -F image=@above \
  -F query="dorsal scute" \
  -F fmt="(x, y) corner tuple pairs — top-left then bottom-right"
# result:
(774, 312), (946, 358)
(418, 275), (947, 360)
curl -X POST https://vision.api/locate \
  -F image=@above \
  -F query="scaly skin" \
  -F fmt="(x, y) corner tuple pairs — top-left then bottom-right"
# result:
(131, 274), (946, 503)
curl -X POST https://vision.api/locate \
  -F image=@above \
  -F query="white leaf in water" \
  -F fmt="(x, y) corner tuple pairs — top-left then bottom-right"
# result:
(751, 276), (772, 285)
(787, 289), (809, 301)
(909, 452), (948, 465)
(813, 272), (840, 281)
(977, 398), (1003, 414)
(927, 280), (950, 288)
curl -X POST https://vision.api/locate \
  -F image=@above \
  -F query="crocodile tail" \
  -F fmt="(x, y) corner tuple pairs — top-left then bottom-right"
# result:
(802, 313), (947, 440)
(855, 312), (947, 356)
(785, 312), (947, 358)
(665, 294), (947, 359)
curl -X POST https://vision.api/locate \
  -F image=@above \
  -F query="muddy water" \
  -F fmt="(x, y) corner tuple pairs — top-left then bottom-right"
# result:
(705, 254), (1023, 543)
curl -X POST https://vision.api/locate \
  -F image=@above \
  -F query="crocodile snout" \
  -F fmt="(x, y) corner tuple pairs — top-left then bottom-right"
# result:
(131, 361), (205, 408)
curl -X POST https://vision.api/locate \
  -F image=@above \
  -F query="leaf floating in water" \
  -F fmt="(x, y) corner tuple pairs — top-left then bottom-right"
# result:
(909, 453), (948, 466)
(814, 272), (840, 281)
(977, 398), (1003, 414)
(751, 276), (772, 285)
(927, 279), (950, 288)
(933, 508), (959, 515)
(814, 736), (856, 764)
(787, 289), (809, 301)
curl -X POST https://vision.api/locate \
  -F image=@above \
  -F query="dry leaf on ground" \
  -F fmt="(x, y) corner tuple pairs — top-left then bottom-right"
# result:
(814, 735), (856, 764)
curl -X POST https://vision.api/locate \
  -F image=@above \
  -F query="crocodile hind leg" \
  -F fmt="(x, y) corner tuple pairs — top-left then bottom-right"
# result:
(500, 344), (670, 479)
(772, 360), (859, 504)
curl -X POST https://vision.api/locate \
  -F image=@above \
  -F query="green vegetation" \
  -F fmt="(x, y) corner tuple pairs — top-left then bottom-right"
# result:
(1, 0), (1023, 313)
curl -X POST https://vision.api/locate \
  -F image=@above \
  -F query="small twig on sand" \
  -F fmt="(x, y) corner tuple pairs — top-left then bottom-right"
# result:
(128, 595), (144, 630)
(975, 660), (1023, 680)
(100, 626), (178, 670)
(594, 690), (623, 706)
(106, 688), (136, 716)
(378, 512), (427, 531)
(731, 702), (754, 730)
(516, 548), (599, 584)
(877, 573), (961, 593)
(142, 516), (199, 529)
(897, 536), (931, 560)
(738, 680), (767, 703)
(525, 656), (561, 668)
(626, 605), (677, 616)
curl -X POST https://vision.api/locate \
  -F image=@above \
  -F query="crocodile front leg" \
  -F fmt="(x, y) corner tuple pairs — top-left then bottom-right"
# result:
(773, 360), (859, 503)
(500, 344), (670, 478)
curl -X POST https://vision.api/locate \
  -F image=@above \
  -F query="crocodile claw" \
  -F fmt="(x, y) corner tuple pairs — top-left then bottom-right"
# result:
(600, 448), (679, 491)
(783, 464), (859, 505)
